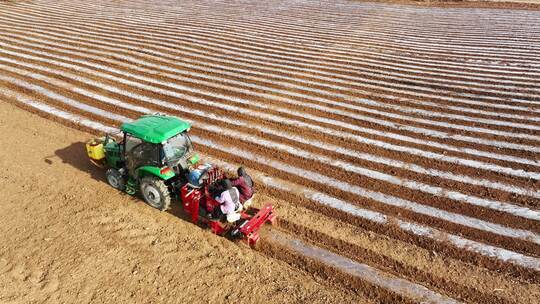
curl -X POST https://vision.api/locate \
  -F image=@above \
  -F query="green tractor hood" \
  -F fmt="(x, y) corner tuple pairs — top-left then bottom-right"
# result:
(121, 115), (191, 143)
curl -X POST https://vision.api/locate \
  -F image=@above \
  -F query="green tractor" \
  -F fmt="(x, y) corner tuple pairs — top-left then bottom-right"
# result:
(86, 114), (199, 210)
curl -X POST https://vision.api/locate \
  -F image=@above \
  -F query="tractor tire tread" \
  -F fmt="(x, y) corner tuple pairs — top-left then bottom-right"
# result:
(106, 168), (126, 191)
(140, 176), (171, 211)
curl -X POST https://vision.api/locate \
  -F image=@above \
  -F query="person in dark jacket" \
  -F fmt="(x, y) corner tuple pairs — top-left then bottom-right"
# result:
(231, 167), (254, 204)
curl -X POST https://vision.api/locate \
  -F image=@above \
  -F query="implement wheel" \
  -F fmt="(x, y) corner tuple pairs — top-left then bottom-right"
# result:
(140, 176), (171, 211)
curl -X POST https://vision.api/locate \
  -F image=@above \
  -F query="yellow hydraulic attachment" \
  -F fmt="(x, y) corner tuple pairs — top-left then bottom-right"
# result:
(86, 137), (106, 167)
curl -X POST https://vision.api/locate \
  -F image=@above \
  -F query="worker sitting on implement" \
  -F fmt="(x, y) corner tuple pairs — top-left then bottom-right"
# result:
(214, 179), (242, 223)
(231, 167), (254, 207)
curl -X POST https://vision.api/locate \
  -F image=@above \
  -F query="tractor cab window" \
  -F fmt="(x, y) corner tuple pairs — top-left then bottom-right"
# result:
(125, 135), (143, 153)
(125, 135), (160, 173)
(161, 132), (193, 164)
(131, 143), (159, 165)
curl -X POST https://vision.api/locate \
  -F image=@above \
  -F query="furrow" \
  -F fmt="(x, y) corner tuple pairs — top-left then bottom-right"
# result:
(265, 230), (461, 304)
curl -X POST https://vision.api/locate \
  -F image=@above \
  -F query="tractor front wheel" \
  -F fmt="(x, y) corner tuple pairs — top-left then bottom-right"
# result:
(106, 168), (126, 191)
(140, 177), (171, 211)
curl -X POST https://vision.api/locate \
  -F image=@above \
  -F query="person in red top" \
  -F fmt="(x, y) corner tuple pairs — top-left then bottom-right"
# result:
(231, 167), (254, 204)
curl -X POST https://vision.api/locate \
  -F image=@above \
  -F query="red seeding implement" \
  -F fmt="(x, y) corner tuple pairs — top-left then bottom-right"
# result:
(181, 166), (276, 247)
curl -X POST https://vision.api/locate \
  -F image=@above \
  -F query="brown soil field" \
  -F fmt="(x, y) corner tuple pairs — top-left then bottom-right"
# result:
(0, 0), (539, 303)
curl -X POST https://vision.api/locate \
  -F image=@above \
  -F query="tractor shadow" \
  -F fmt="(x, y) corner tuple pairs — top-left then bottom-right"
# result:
(50, 141), (107, 185)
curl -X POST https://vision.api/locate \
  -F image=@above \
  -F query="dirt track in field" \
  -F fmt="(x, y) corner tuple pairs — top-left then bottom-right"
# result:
(0, 0), (539, 303)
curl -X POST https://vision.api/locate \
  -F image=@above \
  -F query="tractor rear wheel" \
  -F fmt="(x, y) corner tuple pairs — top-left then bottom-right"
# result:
(140, 176), (171, 211)
(106, 168), (125, 191)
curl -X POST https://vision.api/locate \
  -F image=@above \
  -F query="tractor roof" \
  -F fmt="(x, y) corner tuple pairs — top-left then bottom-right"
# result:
(121, 115), (191, 144)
